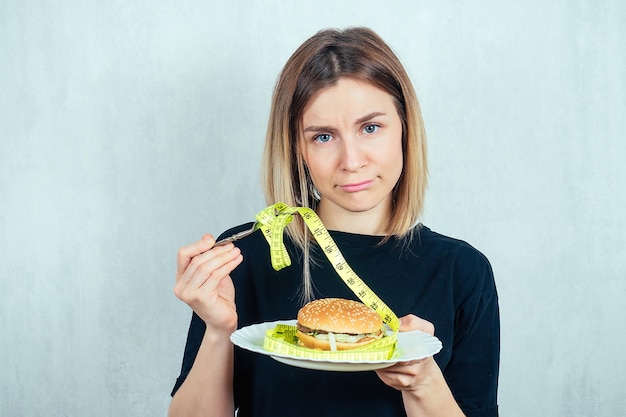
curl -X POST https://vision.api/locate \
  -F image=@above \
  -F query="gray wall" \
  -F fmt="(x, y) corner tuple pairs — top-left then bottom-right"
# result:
(1, 1), (624, 416)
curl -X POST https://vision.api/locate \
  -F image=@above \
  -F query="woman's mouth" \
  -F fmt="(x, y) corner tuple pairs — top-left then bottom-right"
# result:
(340, 180), (373, 192)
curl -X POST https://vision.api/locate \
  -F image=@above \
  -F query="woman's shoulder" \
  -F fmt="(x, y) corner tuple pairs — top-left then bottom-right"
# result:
(416, 225), (497, 297)
(414, 224), (492, 267)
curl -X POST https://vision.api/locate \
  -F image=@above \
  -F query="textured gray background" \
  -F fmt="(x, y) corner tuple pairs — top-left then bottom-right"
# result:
(1, 1), (625, 416)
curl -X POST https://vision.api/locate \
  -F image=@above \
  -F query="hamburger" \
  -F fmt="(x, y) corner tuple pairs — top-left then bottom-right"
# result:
(296, 298), (384, 351)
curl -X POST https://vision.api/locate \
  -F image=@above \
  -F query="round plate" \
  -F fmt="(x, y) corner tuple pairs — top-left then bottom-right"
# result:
(230, 320), (442, 372)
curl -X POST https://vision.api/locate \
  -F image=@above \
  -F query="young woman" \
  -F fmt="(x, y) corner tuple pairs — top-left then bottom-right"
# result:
(169, 27), (499, 417)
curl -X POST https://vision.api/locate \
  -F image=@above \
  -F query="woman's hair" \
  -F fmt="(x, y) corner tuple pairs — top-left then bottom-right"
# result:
(261, 27), (428, 302)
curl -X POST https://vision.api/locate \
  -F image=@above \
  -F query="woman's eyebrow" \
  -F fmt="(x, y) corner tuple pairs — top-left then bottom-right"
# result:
(303, 124), (333, 133)
(355, 111), (386, 124)
(303, 112), (386, 133)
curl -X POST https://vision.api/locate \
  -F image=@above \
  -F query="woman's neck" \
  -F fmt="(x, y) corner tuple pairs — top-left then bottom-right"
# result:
(316, 199), (392, 236)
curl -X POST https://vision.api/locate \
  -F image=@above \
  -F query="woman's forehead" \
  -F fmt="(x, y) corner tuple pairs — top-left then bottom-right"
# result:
(301, 79), (395, 124)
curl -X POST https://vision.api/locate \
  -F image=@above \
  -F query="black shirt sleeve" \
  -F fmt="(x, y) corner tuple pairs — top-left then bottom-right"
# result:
(446, 246), (500, 416)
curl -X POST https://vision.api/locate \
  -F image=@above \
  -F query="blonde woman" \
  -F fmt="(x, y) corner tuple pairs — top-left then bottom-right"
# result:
(170, 27), (499, 417)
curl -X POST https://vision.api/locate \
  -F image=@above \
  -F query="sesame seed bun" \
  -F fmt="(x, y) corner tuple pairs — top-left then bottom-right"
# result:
(296, 298), (383, 351)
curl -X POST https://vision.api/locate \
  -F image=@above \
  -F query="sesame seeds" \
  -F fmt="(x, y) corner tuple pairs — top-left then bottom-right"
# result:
(297, 298), (382, 334)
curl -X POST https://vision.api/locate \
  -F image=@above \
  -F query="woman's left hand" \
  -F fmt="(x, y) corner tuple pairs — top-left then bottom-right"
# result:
(376, 315), (465, 416)
(375, 314), (437, 391)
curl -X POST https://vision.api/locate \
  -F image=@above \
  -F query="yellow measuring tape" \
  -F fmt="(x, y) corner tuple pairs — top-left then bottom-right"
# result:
(254, 203), (400, 360)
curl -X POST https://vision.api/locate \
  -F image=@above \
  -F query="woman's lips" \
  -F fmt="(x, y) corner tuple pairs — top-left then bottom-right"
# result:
(340, 180), (373, 192)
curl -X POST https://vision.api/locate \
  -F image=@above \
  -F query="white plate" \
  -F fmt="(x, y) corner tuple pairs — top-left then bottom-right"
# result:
(230, 320), (442, 372)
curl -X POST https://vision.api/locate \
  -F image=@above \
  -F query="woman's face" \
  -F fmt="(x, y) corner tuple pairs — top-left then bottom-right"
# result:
(299, 78), (403, 229)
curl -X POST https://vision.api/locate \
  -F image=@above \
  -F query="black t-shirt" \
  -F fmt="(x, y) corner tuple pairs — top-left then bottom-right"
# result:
(171, 224), (499, 417)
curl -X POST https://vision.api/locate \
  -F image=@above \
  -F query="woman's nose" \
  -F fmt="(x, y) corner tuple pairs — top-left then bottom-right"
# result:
(339, 138), (367, 172)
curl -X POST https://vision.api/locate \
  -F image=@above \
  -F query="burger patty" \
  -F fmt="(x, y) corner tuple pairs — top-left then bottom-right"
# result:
(297, 323), (330, 335)
(296, 323), (380, 337)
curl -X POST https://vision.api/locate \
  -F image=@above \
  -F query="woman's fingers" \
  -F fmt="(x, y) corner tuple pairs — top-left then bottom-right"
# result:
(186, 246), (242, 291)
(399, 314), (435, 335)
(174, 234), (242, 301)
(375, 356), (437, 391)
(173, 235), (242, 334)
(375, 316), (437, 391)
(183, 243), (238, 283)
(176, 234), (216, 278)
(174, 244), (240, 299)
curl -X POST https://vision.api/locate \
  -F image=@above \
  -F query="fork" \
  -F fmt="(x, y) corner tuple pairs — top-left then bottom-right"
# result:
(213, 222), (260, 247)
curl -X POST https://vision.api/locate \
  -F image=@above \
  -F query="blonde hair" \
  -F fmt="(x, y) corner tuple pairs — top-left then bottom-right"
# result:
(261, 27), (428, 302)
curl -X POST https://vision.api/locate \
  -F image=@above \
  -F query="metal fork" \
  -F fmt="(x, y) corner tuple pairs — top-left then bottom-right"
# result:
(213, 222), (260, 246)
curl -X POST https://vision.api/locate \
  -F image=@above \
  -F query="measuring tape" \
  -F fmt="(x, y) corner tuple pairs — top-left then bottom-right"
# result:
(254, 203), (400, 360)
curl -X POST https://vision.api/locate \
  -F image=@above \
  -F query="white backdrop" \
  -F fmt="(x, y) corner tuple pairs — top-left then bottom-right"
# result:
(1, 1), (625, 416)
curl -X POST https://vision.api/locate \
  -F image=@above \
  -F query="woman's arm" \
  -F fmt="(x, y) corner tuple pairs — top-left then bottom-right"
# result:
(398, 358), (465, 417)
(168, 235), (243, 417)
(168, 330), (234, 417)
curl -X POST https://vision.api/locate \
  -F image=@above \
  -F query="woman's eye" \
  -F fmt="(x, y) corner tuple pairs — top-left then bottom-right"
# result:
(314, 133), (333, 143)
(363, 124), (380, 134)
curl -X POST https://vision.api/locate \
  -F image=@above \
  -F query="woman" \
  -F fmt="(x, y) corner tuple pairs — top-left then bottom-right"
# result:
(169, 27), (499, 417)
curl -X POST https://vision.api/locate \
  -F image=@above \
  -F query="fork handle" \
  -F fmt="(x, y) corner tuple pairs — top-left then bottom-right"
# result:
(214, 235), (237, 247)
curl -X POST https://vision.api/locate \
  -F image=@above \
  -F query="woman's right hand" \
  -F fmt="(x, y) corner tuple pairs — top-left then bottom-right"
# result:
(174, 234), (244, 334)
